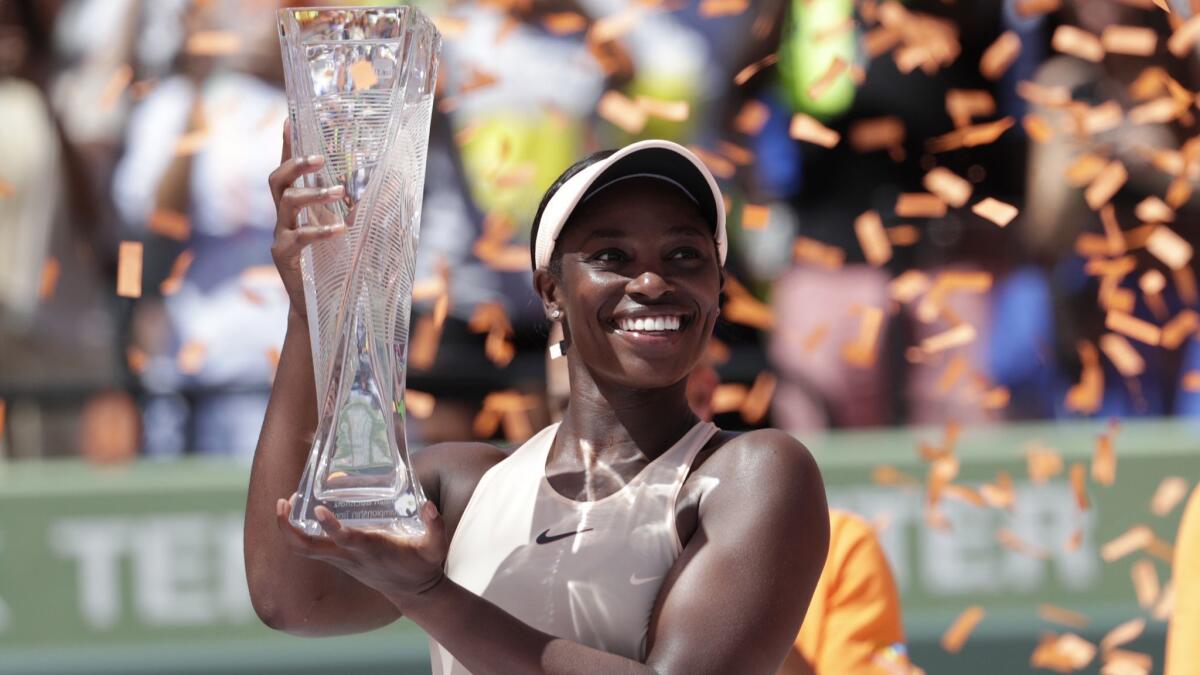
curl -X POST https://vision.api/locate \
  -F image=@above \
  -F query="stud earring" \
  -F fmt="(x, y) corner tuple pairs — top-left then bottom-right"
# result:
(550, 308), (563, 321)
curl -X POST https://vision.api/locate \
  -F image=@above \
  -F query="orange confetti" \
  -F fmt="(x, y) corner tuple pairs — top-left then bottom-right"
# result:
(159, 250), (194, 296)
(1066, 341), (1104, 414)
(542, 12), (587, 35)
(0, 399), (6, 437)
(1099, 333), (1145, 377)
(854, 210), (892, 267)
(1101, 26), (1158, 56)
(734, 53), (779, 86)
(717, 141), (754, 166)
(740, 371), (777, 424)
(148, 209), (191, 241)
(896, 193), (948, 218)
(1150, 476), (1190, 516)
(38, 257), (60, 300)
(699, 0), (750, 17)
(734, 100), (770, 135)
(923, 167), (972, 208)
(808, 57), (849, 101)
(405, 389), (436, 420)
(742, 204), (770, 230)
(849, 116), (906, 157)
(920, 323), (977, 354)
(887, 225), (921, 246)
(1105, 311), (1161, 346)
(687, 146), (736, 180)
(711, 383), (748, 414)
(941, 605), (985, 653)
(1145, 226), (1193, 271)
(1160, 309), (1198, 349)
(1031, 632), (1097, 672)
(590, 7), (641, 43)
(636, 96), (690, 122)
(1053, 25), (1105, 62)
(1039, 604), (1091, 630)
(926, 117), (1014, 152)
(1070, 462), (1090, 510)
(981, 31), (1021, 80)
(789, 113), (840, 148)
(1024, 113), (1055, 142)
(999, 527), (1049, 559)
(99, 64), (133, 110)
(1065, 528), (1085, 552)
(597, 91), (647, 134)
(981, 470), (1015, 509)
(177, 340), (207, 375)
(802, 323), (829, 352)
(935, 354), (968, 394)
(1102, 649), (1152, 675)
(1167, 15), (1200, 57)
(1100, 618), (1146, 653)
(723, 294), (775, 330)
(1066, 154), (1109, 187)
(972, 197), (1019, 227)
(185, 30), (242, 56)
(1135, 196), (1174, 223)
(982, 386), (1011, 410)
(1130, 559), (1160, 609)
(1185, 371), (1200, 392)
(1027, 443), (1065, 483)
(409, 315), (442, 370)
(873, 465), (920, 487)
(1101, 525), (1154, 562)
(946, 89), (996, 129)
(348, 60), (378, 91)
(1015, 0), (1061, 16)
(842, 306), (885, 368)
(116, 241), (143, 298)
(793, 236), (846, 269)
(1086, 161), (1128, 211)
(1093, 427), (1118, 486)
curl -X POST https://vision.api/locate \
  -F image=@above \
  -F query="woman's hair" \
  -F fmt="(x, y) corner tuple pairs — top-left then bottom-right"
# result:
(529, 149), (617, 277)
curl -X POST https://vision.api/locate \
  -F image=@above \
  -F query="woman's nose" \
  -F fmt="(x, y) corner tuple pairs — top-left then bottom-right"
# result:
(626, 271), (674, 300)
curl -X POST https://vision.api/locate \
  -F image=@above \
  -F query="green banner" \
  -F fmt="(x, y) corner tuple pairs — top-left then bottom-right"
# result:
(1, 419), (1196, 674)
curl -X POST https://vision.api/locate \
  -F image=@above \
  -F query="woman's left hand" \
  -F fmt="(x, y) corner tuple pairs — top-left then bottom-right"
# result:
(274, 495), (448, 605)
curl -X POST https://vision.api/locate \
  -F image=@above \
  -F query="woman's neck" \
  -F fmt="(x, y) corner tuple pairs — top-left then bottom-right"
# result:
(553, 360), (701, 468)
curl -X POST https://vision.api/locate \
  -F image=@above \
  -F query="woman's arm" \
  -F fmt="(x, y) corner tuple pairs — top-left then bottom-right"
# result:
(395, 429), (830, 674)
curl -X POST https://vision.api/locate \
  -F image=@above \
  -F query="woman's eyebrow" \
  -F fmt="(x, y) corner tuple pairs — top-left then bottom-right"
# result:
(668, 225), (709, 238)
(580, 228), (628, 244)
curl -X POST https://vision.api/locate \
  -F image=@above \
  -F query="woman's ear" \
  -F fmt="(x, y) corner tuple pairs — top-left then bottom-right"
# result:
(533, 268), (561, 320)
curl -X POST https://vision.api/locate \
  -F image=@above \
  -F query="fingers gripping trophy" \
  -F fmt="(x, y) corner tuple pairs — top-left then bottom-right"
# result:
(277, 7), (441, 537)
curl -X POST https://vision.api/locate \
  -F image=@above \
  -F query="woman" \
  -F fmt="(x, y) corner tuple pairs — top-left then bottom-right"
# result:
(243, 132), (830, 674)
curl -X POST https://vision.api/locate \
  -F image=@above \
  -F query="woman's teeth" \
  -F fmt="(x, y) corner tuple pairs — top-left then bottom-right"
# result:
(618, 316), (682, 332)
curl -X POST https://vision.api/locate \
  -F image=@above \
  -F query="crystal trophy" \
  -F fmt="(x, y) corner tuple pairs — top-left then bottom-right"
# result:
(278, 6), (440, 537)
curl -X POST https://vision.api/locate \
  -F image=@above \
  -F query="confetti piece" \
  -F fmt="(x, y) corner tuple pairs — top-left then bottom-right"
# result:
(855, 210), (892, 266)
(1086, 161), (1128, 210)
(982, 386), (1011, 410)
(941, 606), (985, 653)
(920, 324), (977, 354)
(1166, 176), (1193, 208)
(177, 340), (207, 374)
(1101, 525), (1153, 561)
(808, 57), (849, 101)
(1145, 226), (1193, 270)
(887, 225), (921, 246)
(802, 323), (829, 352)
(174, 129), (210, 157)
(734, 100), (770, 135)
(718, 141), (754, 166)
(842, 306), (885, 368)
(946, 89), (996, 129)
(1093, 426), (1118, 486)
(99, 64), (133, 110)
(740, 371), (777, 424)
(699, 0), (750, 17)
(1053, 25), (1105, 62)
(597, 91), (647, 134)
(1129, 97), (1185, 125)
(1070, 462), (1090, 510)
(793, 236), (846, 269)
(1105, 311), (1161, 346)
(896, 193), (948, 218)
(1101, 26), (1158, 56)
(972, 197), (1019, 227)
(742, 204), (770, 230)
(864, 26), (901, 58)
(1130, 559), (1160, 609)
(1066, 341), (1104, 414)
(1024, 113), (1055, 143)
(116, 242), (143, 298)
(1135, 196), (1174, 222)
(1039, 605), (1091, 630)
(0, 399), (5, 437)
(873, 465), (920, 487)
(926, 117), (1014, 152)
(711, 383), (748, 414)
(1150, 477), (1190, 516)
(1185, 371), (1200, 391)
(789, 113), (840, 148)
(1027, 443), (1065, 483)
(999, 527), (1049, 559)
(409, 315), (442, 370)
(1099, 333), (1145, 377)
(159, 250), (194, 296)
(687, 146), (737, 180)
(981, 470), (1015, 509)
(636, 95), (690, 122)
(1066, 154), (1109, 188)
(1167, 15), (1200, 57)
(1151, 582), (1175, 621)
(1016, 0), (1061, 16)
(849, 116), (906, 155)
(981, 31), (1021, 80)
(185, 30), (242, 56)
(936, 354), (968, 394)
(1101, 650), (1152, 675)
(1175, 266), (1199, 305)
(38, 257), (60, 300)
(1161, 309), (1198, 349)
(1079, 101), (1124, 136)
(723, 294), (775, 330)
(590, 7), (641, 43)
(923, 168), (972, 208)
(542, 11), (587, 35)
(734, 53), (779, 86)
(404, 389), (435, 419)
(1031, 633), (1097, 672)
(1100, 618), (1146, 653)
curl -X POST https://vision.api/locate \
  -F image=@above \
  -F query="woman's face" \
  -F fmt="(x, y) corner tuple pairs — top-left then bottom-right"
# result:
(540, 177), (723, 391)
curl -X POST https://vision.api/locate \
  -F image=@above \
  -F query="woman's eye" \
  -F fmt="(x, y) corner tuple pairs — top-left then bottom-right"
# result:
(669, 247), (702, 260)
(592, 248), (628, 262)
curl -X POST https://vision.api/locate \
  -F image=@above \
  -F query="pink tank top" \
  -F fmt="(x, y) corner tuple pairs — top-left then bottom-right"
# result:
(428, 420), (719, 674)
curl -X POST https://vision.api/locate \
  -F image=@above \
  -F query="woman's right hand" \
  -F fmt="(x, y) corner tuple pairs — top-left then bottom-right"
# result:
(268, 120), (346, 321)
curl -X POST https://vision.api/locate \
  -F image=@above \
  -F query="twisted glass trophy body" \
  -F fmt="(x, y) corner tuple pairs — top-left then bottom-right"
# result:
(278, 7), (440, 537)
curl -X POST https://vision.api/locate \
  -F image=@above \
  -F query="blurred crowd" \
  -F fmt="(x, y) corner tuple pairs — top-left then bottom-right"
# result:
(2, 0), (1200, 461)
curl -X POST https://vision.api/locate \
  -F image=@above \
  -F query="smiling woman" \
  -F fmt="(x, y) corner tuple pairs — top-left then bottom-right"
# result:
(244, 137), (830, 675)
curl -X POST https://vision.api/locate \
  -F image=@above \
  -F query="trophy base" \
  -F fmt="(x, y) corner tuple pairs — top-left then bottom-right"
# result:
(289, 494), (427, 539)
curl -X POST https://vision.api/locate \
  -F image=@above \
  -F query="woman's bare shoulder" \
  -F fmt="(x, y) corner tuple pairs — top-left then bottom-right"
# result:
(413, 441), (508, 539)
(695, 427), (817, 483)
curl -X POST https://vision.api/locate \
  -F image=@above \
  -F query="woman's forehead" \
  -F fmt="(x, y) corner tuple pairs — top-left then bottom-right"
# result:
(559, 179), (709, 242)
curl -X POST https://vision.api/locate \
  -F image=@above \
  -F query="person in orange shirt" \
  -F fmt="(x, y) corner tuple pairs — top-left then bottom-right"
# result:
(685, 366), (911, 674)
(1166, 483), (1200, 675)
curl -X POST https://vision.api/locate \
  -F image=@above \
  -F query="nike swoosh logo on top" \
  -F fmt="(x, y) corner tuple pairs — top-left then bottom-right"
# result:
(629, 573), (661, 586)
(535, 527), (594, 545)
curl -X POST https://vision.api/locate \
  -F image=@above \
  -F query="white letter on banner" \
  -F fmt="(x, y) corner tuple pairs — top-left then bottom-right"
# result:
(132, 514), (216, 625)
(49, 519), (129, 630)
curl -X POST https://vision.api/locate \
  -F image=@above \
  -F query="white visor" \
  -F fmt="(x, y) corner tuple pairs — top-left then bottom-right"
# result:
(532, 139), (727, 271)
